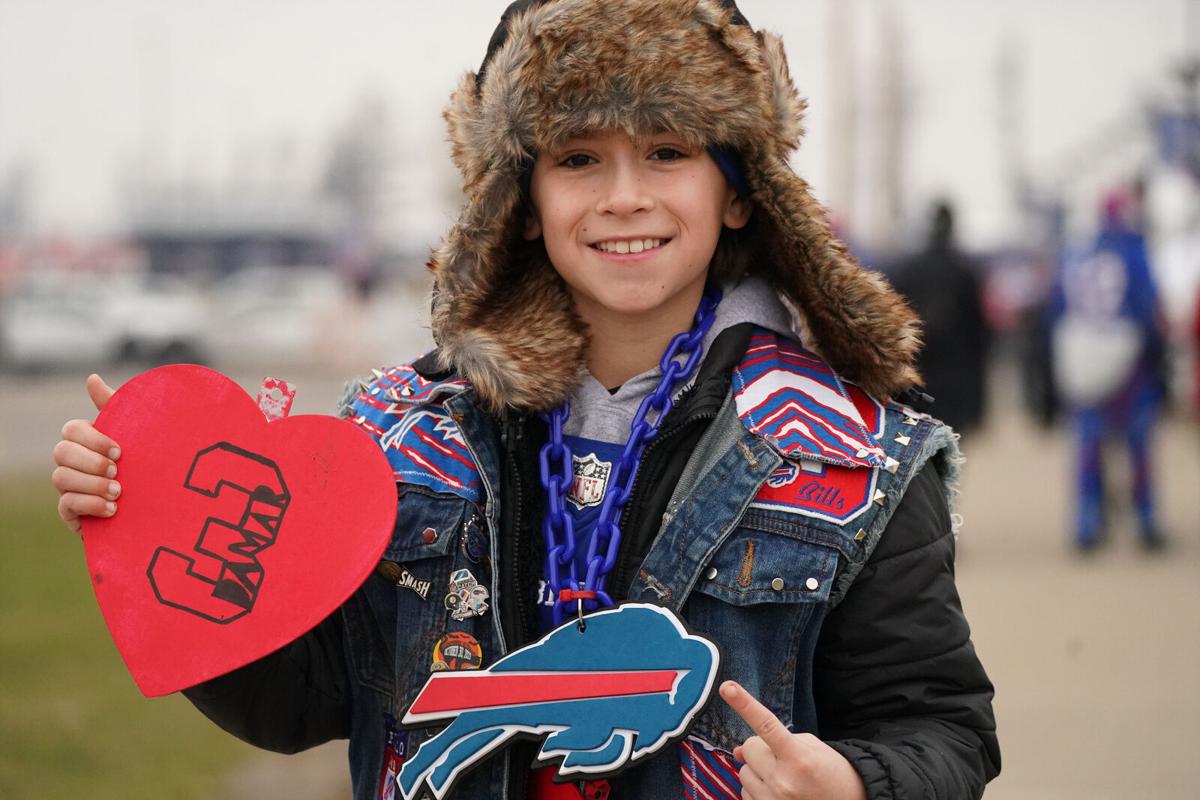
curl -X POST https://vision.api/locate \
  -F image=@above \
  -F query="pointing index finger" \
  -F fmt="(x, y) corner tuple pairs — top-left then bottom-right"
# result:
(719, 680), (795, 754)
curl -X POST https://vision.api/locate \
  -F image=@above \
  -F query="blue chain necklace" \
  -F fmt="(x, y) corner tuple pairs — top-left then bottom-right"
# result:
(539, 286), (722, 628)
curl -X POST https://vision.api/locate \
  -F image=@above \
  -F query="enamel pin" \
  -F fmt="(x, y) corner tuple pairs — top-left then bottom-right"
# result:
(397, 603), (719, 800)
(431, 631), (484, 672)
(444, 568), (489, 621)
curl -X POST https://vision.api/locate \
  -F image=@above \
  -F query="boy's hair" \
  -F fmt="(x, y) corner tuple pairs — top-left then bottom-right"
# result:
(430, 0), (921, 412)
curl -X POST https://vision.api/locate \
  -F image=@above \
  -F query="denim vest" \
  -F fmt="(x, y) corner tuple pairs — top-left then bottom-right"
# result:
(340, 330), (958, 799)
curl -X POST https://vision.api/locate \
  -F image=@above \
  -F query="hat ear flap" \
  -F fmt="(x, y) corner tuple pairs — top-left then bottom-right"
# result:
(444, 72), (487, 190)
(431, 165), (587, 413)
(433, 245), (587, 414)
(744, 154), (923, 399)
(756, 31), (806, 156)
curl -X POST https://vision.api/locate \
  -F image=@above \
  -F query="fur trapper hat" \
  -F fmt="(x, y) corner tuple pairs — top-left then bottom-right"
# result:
(430, 0), (921, 412)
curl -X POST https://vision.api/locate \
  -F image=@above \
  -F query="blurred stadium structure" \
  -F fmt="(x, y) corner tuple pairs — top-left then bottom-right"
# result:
(1, 1), (1198, 394)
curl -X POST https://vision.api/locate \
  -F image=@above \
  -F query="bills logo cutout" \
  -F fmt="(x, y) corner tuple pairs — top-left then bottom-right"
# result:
(396, 603), (719, 800)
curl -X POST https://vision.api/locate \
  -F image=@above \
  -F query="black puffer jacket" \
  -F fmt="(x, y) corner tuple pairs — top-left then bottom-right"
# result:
(818, 463), (999, 797)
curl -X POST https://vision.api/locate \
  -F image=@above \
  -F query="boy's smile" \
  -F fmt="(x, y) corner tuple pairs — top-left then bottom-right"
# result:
(524, 128), (750, 337)
(589, 237), (668, 256)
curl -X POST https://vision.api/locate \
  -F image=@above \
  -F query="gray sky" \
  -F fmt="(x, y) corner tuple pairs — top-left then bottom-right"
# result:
(0, 0), (1191, 248)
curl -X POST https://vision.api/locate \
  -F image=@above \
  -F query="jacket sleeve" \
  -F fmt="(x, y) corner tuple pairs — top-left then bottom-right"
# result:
(814, 461), (1001, 799)
(181, 607), (351, 754)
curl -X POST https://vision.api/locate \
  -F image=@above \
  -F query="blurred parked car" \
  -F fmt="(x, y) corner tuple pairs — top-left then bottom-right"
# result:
(202, 266), (348, 365)
(0, 271), (207, 370)
(108, 273), (208, 363)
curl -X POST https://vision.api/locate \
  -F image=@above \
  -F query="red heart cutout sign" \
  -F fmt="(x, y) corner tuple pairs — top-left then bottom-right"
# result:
(81, 365), (397, 697)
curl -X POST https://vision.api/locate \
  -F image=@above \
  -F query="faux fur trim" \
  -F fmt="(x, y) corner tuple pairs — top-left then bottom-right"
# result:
(429, 0), (921, 412)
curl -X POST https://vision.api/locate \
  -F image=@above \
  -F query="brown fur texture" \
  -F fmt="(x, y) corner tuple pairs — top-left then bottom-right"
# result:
(430, 0), (921, 412)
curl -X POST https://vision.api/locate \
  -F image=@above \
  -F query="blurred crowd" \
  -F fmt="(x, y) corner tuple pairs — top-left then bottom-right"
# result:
(886, 177), (1198, 553)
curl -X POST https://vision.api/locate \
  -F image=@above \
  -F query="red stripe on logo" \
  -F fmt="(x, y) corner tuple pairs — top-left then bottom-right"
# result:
(408, 670), (680, 717)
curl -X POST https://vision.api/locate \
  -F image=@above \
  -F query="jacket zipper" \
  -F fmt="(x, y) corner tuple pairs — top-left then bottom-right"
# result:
(508, 414), (533, 646)
(500, 411), (534, 800)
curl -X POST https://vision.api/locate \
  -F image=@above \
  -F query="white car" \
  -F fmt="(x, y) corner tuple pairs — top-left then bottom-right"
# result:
(203, 266), (348, 365)
(0, 271), (207, 369)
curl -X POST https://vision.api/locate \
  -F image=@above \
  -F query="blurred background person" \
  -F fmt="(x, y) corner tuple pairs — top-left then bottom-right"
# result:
(1048, 184), (1169, 552)
(1193, 283), (1200, 415)
(893, 200), (990, 435)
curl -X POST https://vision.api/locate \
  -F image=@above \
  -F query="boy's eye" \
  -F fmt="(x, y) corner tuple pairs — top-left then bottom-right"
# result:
(649, 147), (686, 161)
(560, 153), (595, 168)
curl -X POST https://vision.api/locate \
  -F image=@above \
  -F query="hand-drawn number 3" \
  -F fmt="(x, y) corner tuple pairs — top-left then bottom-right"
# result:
(147, 442), (290, 623)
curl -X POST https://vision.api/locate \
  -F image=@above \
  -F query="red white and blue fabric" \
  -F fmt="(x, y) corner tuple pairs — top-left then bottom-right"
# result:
(735, 330), (887, 525)
(372, 363), (470, 406)
(350, 364), (481, 503)
(845, 384), (885, 440)
(733, 331), (885, 468)
(679, 736), (742, 800)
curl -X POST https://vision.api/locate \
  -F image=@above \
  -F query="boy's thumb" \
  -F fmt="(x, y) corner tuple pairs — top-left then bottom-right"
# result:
(86, 373), (115, 411)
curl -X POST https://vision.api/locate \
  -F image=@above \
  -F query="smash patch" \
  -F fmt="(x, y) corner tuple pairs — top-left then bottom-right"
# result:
(751, 456), (880, 524)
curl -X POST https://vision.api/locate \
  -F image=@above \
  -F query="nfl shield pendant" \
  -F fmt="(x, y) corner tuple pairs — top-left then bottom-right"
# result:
(568, 452), (612, 510)
(396, 603), (720, 800)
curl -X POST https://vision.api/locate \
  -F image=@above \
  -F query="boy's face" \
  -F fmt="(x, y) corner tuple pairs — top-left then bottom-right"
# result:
(524, 129), (750, 329)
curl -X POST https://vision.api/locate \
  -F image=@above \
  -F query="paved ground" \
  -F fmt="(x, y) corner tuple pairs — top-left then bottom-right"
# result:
(949, 373), (1200, 799)
(6, 363), (1197, 799)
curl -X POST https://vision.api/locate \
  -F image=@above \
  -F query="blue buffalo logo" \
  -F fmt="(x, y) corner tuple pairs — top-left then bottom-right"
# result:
(397, 604), (719, 799)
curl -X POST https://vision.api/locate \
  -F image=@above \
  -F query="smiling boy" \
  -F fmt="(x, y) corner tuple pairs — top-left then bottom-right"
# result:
(524, 129), (752, 388)
(53, 1), (999, 798)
